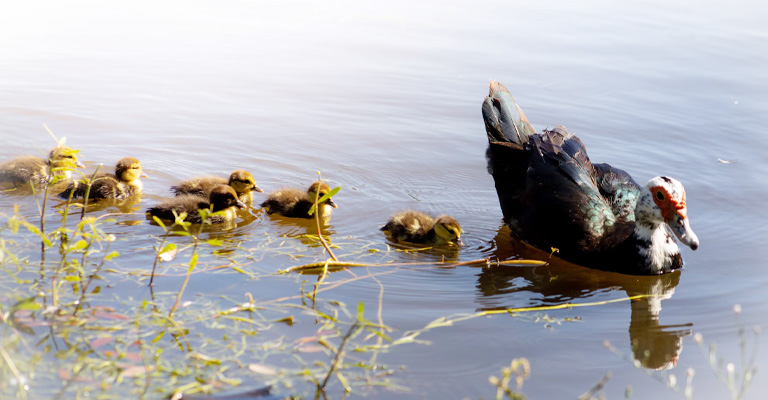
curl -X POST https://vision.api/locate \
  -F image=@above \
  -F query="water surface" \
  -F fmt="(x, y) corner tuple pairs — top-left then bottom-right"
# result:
(1, 0), (767, 398)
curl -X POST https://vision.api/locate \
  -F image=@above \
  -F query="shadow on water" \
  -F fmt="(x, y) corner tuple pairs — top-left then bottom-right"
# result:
(475, 224), (693, 370)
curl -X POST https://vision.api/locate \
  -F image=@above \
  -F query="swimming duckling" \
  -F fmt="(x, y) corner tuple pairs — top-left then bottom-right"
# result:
(171, 170), (262, 203)
(59, 157), (145, 200)
(147, 185), (246, 224)
(261, 181), (337, 220)
(381, 211), (464, 246)
(0, 146), (84, 187)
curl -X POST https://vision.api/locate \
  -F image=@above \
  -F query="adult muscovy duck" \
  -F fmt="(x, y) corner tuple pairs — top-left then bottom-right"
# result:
(482, 80), (698, 275)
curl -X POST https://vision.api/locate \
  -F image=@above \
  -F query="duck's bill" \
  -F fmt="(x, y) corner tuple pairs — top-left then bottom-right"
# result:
(452, 238), (465, 247)
(76, 161), (86, 168)
(252, 185), (264, 193)
(668, 215), (699, 251)
(327, 198), (338, 208)
(235, 200), (247, 209)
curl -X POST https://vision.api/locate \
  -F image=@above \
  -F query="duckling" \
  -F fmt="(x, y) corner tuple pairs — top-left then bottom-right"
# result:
(261, 181), (337, 220)
(147, 185), (246, 224)
(0, 146), (85, 187)
(171, 170), (262, 203)
(59, 157), (145, 200)
(381, 211), (464, 246)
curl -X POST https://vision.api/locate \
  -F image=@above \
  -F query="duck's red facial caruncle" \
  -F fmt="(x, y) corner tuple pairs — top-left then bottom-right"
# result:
(649, 185), (687, 221)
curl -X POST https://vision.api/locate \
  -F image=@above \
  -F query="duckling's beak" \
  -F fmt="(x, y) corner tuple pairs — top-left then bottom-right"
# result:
(252, 185), (264, 193)
(141, 173), (149, 178)
(235, 199), (247, 209)
(76, 160), (86, 168)
(452, 237), (465, 247)
(327, 198), (338, 208)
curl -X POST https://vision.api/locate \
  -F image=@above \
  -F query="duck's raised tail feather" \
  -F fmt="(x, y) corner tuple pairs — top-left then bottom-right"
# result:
(482, 80), (536, 146)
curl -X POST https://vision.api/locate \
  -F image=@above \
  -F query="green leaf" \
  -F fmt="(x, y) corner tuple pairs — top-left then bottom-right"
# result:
(151, 331), (165, 344)
(206, 239), (223, 246)
(71, 240), (88, 251)
(158, 243), (178, 262)
(152, 216), (167, 230)
(104, 251), (119, 261)
(357, 302), (364, 321)
(308, 186), (340, 215)
(12, 296), (41, 311)
(188, 253), (198, 271)
(317, 186), (340, 204)
(336, 371), (351, 392)
(92, 286), (101, 294)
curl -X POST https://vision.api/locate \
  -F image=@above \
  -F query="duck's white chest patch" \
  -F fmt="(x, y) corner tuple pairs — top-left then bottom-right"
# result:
(636, 224), (679, 273)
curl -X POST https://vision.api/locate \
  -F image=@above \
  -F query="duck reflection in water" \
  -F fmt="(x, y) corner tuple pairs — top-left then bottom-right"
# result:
(476, 225), (692, 370)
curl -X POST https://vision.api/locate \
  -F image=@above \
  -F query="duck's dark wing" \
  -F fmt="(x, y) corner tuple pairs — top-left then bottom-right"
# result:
(519, 127), (621, 251)
(593, 163), (642, 220)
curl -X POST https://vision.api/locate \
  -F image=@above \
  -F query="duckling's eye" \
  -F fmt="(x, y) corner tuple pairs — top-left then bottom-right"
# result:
(655, 191), (665, 201)
(63, 155), (73, 159)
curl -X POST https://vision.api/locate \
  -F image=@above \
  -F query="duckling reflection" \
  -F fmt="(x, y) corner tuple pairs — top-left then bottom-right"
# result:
(59, 157), (145, 200)
(261, 181), (337, 221)
(475, 224), (691, 370)
(0, 146), (85, 187)
(172, 169), (262, 203)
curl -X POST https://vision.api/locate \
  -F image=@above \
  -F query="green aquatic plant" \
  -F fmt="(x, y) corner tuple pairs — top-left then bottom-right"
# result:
(489, 358), (530, 400)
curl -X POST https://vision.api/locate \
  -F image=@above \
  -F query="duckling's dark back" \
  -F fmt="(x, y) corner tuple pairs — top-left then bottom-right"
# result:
(172, 176), (228, 198)
(260, 187), (311, 218)
(381, 211), (436, 243)
(0, 156), (48, 186)
(147, 195), (210, 223)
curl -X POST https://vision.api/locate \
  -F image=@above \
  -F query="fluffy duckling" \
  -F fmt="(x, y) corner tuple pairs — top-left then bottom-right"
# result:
(147, 185), (246, 224)
(261, 181), (337, 219)
(171, 170), (262, 203)
(381, 211), (464, 246)
(0, 146), (84, 187)
(59, 157), (145, 200)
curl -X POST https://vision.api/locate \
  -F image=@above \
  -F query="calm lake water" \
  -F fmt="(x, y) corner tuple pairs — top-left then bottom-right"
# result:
(2, 0), (767, 398)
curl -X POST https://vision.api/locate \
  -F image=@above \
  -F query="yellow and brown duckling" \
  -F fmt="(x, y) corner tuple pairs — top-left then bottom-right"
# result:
(59, 157), (145, 200)
(0, 146), (84, 187)
(147, 185), (246, 224)
(171, 169), (262, 203)
(261, 181), (337, 220)
(381, 211), (463, 246)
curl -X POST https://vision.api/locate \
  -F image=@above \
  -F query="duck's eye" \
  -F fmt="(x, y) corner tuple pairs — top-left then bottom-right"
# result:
(63, 155), (73, 159)
(655, 191), (665, 201)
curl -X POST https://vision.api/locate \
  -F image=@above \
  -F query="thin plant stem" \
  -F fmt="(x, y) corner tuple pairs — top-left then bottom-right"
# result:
(0, 345), (27, 400)
(72, 241), (111, 316)
(80, 165), (103, 221)
(319, 320), (360, 392)
(169, 212), (206, 317)
(314, 171), (338, 262)
(150, 228), (172, 286)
